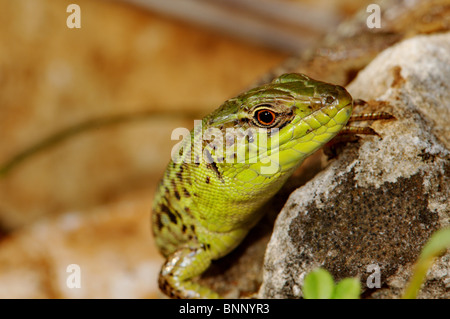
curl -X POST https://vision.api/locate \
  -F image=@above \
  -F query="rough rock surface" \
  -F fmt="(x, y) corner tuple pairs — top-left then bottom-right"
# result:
(0, 190), (163, 298)
(259, 33), (450, 299)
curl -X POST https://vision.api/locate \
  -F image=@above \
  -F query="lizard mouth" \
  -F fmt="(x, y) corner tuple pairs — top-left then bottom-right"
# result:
(256, 99), (353, 171)
(219, 98), (354, 172)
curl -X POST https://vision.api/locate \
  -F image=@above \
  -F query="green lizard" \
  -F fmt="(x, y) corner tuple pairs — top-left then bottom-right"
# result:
(151, 73), (380, 298)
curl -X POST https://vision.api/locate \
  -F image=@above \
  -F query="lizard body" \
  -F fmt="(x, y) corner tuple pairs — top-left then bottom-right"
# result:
(152, 73), (353, 298)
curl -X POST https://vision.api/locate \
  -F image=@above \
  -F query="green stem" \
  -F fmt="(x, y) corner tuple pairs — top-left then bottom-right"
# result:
(0, 109), (202, 177)
(402, 227), (450, 299)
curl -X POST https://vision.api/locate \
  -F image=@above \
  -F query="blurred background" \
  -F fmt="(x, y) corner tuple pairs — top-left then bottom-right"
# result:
(0, 0), (416, 298)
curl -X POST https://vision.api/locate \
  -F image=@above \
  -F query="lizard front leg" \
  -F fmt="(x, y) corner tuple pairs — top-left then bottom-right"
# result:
(158, 245), (220, 299)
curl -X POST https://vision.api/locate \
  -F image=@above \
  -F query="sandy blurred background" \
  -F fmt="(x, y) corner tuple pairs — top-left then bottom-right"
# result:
(0, 0), (372, 298)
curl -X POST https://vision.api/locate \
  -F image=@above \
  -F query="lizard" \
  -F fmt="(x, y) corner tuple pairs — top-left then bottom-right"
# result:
(151, 73), (391, 298)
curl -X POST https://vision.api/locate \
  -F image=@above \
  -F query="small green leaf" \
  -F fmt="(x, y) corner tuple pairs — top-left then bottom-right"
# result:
(303, 268), (335, 299)
(402, 227), (450, 299)
(333, 278), (361, 299)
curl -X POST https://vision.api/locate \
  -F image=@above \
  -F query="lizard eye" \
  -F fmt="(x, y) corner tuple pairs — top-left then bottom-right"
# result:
(254, 107), (277, 127)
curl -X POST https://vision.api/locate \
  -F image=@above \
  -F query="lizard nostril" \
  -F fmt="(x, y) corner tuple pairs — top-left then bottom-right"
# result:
(325, 96), (335, 104)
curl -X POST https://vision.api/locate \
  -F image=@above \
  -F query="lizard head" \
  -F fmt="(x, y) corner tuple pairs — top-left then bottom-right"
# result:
(201, 73), (353, 177)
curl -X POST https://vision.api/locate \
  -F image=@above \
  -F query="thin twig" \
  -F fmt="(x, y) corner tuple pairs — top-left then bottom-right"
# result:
(0, 109), (203, 177)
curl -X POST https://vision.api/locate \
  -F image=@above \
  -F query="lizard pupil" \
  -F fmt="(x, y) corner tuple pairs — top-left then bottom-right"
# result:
(255, 109), (276, 126)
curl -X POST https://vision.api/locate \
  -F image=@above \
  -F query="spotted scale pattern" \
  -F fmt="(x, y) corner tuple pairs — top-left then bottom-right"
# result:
(152, 73), (353, 298)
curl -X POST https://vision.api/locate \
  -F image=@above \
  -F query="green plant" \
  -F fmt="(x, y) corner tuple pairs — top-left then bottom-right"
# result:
(302, 268), (360, 299)
(302, 227), (450, 299)
(402, 227), (450, 299)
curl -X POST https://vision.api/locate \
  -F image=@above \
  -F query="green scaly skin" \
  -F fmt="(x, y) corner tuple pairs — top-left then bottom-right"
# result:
(152, 73), (353, 298)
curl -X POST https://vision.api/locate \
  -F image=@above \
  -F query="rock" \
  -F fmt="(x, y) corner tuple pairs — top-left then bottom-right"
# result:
(0, 190), (164, 298)
(258, 33), (450, 299)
